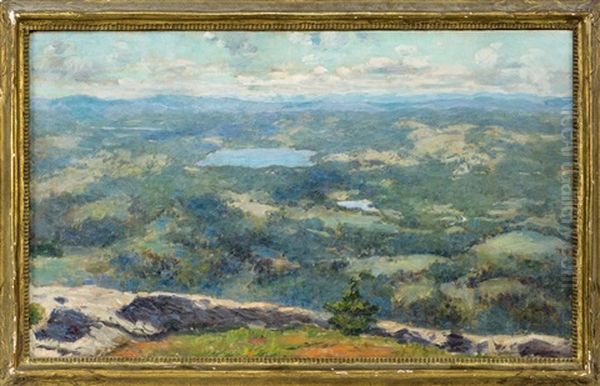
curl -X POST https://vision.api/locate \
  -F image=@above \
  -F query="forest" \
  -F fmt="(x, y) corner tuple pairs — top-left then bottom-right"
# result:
(30, 93), (574, 337)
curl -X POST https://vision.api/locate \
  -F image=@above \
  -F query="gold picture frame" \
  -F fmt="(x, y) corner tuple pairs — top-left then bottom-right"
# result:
(0, 0), (599, 384)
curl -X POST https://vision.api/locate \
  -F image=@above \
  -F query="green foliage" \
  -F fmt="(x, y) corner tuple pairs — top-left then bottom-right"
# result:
(29, 302), (46, 326)
(426, 261), (468, 283)
(31, 240), (63, 258)
(400, 287), (472, 331)
(30, 98), (573, 337)
(111, 326), (455, 358)
(109, 249), (182, 291)
(324, 277), (379, 335)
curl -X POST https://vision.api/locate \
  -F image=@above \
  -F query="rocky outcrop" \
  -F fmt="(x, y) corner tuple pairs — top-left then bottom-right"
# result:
(35, 308), (99, 342)
(374, 321), (571, 358)
(117, 295), (323, 335)
(30, 285), (571, 358)
(30, 285), (327, 357)
(517, 339), (571, 357)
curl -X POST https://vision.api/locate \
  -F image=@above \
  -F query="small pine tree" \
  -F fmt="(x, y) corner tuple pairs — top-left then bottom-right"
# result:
(324, 277), (379, 335)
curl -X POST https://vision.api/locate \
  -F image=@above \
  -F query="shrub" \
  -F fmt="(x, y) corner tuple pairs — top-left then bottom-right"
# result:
(398, 288), (472, 331)
(426, 261), (467, 283)
(109, 250), (181, 291)
(64, 217), (125, 247)
(29, 302), (46, 326)
(324, 277), (379, 335)
(31, 240), (63, 257)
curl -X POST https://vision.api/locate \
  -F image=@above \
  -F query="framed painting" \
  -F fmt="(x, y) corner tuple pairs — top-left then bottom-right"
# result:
(0, 0), (599, 385)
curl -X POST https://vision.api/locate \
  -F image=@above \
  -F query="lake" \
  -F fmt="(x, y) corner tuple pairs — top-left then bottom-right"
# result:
(337, 199), (379, 213)
(197, 148), (316, 168)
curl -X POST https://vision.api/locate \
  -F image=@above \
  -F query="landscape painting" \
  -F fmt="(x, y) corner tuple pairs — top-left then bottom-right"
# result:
(28, 30), (574, 359)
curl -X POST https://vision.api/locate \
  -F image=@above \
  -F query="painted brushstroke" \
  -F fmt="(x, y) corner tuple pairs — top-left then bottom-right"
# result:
(28, 31), (574, 359)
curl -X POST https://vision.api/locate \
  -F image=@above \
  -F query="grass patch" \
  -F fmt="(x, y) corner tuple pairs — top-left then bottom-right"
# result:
(109, 326), (455, 358)
(393, 279), (436, 305)
(287, 206), (400, 234)
(477, 277), (529, 300)
(347, 254), (445, 276)
(70, 194), (132, 224)
(471, 230), (566, 268)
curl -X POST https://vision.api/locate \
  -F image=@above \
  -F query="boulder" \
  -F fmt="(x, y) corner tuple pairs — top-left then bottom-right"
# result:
(443, 332), (473, 353)
(35, 308), (98, 342)
(117, 295), (327, 336)
(518, 338), (572, 358)
(393, 328), (431, 346)
(118, 295), (208, 332)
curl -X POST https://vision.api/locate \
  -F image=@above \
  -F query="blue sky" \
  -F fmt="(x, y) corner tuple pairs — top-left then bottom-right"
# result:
(30, 30), (572, 99)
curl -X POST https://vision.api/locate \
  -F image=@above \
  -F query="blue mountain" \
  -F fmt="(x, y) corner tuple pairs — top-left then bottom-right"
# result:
(32, 93), (572, 119)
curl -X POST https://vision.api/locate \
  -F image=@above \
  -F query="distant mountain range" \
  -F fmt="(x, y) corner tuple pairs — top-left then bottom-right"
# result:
(32, 93), (572, 117)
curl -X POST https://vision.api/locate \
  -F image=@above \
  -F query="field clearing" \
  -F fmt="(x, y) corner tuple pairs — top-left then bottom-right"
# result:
(471, 230), (567, 268)
(346, 254), (445, 276)
(286, 206), (400, 234)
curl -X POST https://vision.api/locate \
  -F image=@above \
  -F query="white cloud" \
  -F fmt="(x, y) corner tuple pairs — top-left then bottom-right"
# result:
(366, 57), (397, 69)
(312, 65), (328, 75)
(302, 54), (317, 64)
(237, 72), (315, 88)
(518, 48), (553, 95)
(203, 32), (216, 40)
(202, 32), (226, 48)
(319, 32), (349, 47)
(347, 55), (432, 77)
(204, 32), (259, 53)
(114, 41), (129, 50)
(230, 55), (459, 97)
(34, 42), (114, 84)
(31, 33), (571, 99)
(395, 44), (418, 55)
(475, 43), (503, 67)
(288, 32), (314, 46)
(404, 56), (430, 69)
(336, 66), (352, 77)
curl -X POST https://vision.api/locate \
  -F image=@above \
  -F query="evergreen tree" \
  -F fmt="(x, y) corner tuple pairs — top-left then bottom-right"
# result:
(324, 277), (379, 335)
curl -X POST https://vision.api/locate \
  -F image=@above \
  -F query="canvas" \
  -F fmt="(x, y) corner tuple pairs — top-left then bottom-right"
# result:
(28, 30), (575, 359)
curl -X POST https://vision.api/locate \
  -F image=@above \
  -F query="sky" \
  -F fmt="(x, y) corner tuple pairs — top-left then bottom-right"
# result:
(30, 30), (573, 100)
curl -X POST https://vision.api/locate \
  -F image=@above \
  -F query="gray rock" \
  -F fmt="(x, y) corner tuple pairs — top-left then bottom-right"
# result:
(29, 285), (572, 359)
(393, 328), (432, 346)
(35, 308), (98, 342)
(475, 339), (492, 355)
(118, 295), (207, 333)
(518, 338), (571, 358)
(117, 295), (327, 336)
(442, 332), (473, 353)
